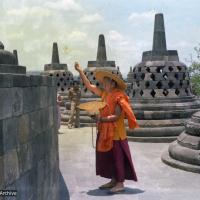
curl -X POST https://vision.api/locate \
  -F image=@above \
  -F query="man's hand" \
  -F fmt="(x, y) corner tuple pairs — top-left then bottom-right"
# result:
(90, 114), (101, 123)
(74, 62), (82, 72)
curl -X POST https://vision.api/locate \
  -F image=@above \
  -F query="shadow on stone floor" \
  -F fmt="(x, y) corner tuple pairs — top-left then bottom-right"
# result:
(59, 170), (70, 200)
(85, 187), (145, 196)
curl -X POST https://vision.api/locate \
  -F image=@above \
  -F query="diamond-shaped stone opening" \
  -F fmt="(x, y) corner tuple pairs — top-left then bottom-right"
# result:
(163, 89), (169, 96)
(156, 81), (163, 89)
(180, 81), (183, 87)
(61, 88), (64, 92)
(136, 81), (140, 87)
(68, 87), (70, 90)
(141, 73), (145, 80)
(163, 73), (168, 80)
(168, 81), (174, 88)
(168, 66), (173, 72)
(140, 90), (144, 96)
(131, 83), (133, 89)
(93, 77), (96, 80)
(156, 67), (163, 73)
(96, 82), (99, 87)
(185, 89), (189, 95)
(174, 73), (179, 80)
(90, 72), (93, 75)
(49, 74), (53, 76)
(60, 78), (63, 81)
(63, 73), (66, 76)
(187, 80), (190, 86)
(150, 89), (156, 98)
(177, 66), (182, 71)
(146, 67), (151, 72)
(150, 73), (156, 81)
(183, 73), (186, 79)
(175, 89), (180, 95)
(84, 88), (87, 92)
(134, 74), (137, 79)
(84, 72), (87, 75)
(56, 73), (59, 77)
(138, 67), (142, 72)
(64, 82), (67, 86)
(57, 83), (60, 87)
(145, 81), (150, 88)
(132, 90), (135, 97)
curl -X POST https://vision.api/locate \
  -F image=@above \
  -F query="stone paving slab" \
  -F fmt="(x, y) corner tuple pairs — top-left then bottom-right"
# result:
(59, 126), (200, 200)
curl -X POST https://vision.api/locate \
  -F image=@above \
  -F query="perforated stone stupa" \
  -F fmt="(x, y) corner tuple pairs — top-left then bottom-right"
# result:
(127, 13), (200, 141)
(42, 42), (73, 91)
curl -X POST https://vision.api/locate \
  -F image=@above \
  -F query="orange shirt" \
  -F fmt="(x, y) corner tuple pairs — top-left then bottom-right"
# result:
(96, 89), (139, 152)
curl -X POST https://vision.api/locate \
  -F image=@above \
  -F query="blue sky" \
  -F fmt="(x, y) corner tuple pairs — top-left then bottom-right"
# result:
(1, 0), (200, 76)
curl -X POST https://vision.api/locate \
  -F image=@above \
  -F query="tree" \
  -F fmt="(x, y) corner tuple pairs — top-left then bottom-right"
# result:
(187, 44), (200, 96)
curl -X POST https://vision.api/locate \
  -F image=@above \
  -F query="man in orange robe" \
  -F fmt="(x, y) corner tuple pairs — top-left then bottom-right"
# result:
(75, 62), (139, 194)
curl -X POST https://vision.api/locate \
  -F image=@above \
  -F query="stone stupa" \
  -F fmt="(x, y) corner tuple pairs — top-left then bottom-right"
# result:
(162, 111), (200, 173)
(42, 42), (73, 91)
(62, 34), (123, 126)
(0, 41), (25, 74)
(127, 13), (200, 142)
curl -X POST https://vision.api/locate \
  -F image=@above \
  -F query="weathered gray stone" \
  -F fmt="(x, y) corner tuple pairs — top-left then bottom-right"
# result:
(0, 156), (4, 189)
(12, 74), (30, 87)
(126, 13), (200, 141)
(0, 65), (26, 74)
(0, 88), (13, 120)
(12, 88), (23, 116)
(40, 86), (48, 108)
(0, 74), (13, 88)
(3, 117), (18, 152)
(4, 149), (19, 186)
(23, 87), (40, 113)
(162, 111), (200, 173)
(18, 143), (32, 175)
(18, 114), (30, 144)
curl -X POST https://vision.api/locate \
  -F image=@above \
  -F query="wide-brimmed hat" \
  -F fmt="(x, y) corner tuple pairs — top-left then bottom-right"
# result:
(94, 69), (127, 90)
(77, 101), (106, 115)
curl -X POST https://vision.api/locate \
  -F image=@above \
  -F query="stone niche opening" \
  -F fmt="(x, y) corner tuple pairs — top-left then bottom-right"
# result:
(145, 81), (150, 88)
(150, 89), (156, 98)
(163, 89), (169, 96)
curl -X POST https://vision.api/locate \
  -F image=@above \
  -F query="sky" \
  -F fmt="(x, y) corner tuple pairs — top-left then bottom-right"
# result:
(1, 0), (200, 77)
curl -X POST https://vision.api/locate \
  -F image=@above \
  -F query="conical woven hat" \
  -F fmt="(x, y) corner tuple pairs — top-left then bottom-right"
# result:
(94, 69), (127, 90)
(78, 101), (106, 115)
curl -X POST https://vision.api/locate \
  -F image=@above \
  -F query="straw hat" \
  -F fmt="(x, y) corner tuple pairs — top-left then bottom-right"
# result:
(78, 101), (106, 115)
(94, 69), (127, 90)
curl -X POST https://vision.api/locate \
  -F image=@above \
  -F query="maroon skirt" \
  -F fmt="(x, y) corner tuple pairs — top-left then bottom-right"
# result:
(96, 134), (138, 182)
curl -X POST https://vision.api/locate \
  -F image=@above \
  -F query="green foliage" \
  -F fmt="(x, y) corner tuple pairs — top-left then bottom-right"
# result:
(188, 44), (200, 96)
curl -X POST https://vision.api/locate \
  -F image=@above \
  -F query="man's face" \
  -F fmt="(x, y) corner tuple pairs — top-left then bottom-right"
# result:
(103, 77), (112, 92)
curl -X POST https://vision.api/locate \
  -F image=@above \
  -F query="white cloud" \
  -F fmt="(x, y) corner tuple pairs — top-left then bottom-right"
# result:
(79, 13), (103, 23)
(108, 30), (123, 41)
(7, 6), (52, 18)
(45, 0), (82, 11)
(129, 10), (156, 23)
(68, 31), (87, 42)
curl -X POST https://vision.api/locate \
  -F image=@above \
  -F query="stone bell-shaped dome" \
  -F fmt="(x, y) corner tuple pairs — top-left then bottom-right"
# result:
(0, 41), (26, 74)
(127, 13), (200, 141)
(42, 42), (73, 92)
(162, 111), (200, 173)
(0, 41), (18, 65)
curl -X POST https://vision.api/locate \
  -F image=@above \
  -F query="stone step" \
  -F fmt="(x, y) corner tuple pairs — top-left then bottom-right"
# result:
(128, 136), (177, 143)
(127, 126), (184, 137)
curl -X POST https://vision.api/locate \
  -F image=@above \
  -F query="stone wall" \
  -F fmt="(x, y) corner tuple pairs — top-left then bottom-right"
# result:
(0, 73), (59, 200)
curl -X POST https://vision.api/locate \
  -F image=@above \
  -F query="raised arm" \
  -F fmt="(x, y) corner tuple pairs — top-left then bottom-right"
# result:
(74, 62), (102, 96)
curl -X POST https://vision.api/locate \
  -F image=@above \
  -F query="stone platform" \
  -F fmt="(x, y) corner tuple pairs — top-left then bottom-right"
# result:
(58, 126), (200, 200)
